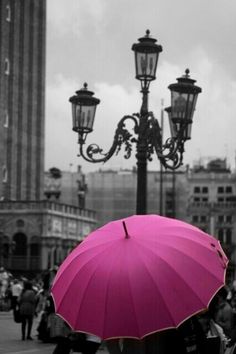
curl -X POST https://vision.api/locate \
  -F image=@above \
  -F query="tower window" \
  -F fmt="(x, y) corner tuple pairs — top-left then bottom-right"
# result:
(5, 58), (10, 75)
(4, 111), (9, 128)
(6, 5), (11, 22)
(2, 165), (7, 182)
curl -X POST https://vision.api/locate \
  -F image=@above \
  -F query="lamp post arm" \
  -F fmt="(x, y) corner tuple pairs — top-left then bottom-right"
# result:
(148, 112), (188, 170)
(153, 137), (183, 169)
(78, 115), (139, 163)
(156, 140), (185, 170)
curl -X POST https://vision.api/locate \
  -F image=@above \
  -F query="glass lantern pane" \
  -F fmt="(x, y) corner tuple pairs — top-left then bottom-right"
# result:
(72, 104), (96, 132)
(72, 104), (79, 131)
(171, 92), (188, 120)
(185, 93), (194, 121)
(75, 105), (84, 129)
(76, 105), (95, 132)
(171, 92), (195, 139)
(172, 92), (198, 121)
(168, 114), (177, 138)
(136, 52), (157, 80)
(85, 106), (96, 131)
(188, 94), (197, 120)
(185, 122), (192, 140)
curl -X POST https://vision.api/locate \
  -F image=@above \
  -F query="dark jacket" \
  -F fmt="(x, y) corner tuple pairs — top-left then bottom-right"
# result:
(19, 289), (36, 316)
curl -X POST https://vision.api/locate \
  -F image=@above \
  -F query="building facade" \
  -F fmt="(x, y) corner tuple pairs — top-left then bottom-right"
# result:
(0, 2), (97, 275)
(186, 159), (236, 280)
(85, 168), (187, 227)
(0, 201), (96, 274)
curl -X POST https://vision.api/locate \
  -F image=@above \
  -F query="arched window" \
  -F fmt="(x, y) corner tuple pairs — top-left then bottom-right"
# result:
(13, 233), (27, 256)
(1, 236), (10, 258)
(54, 248), (57, 264)
(30, 236), (40, 256)
(47, 250), (52, 269)
(16, 219), (24, 228)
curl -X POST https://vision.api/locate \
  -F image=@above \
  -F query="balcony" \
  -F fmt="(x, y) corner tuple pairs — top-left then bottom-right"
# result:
(0, 200), (96, 220)
(1, 256), (41, 271)
(188, 201), (236, 214)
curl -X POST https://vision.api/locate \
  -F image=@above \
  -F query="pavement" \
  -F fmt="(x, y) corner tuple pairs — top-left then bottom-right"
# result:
(0, 311), (108, 354)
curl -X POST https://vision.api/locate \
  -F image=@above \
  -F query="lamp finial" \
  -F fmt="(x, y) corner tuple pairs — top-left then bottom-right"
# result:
(185, 69), (190, 77)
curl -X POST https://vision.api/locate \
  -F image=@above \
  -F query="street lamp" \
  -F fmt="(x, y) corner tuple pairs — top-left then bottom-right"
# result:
(69, 30), (202, 215)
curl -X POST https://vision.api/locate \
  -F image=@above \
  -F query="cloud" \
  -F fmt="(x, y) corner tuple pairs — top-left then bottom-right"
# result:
(45, 74), (79, 171)
(180, 47), (236, 168)
(47, 0), (107, 37)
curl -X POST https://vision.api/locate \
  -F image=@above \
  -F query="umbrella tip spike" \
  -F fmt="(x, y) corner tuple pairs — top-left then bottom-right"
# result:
(122, 221), (130, 239)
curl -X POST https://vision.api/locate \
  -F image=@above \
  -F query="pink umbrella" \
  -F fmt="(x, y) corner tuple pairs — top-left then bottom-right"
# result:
(51, 214), (228, 340)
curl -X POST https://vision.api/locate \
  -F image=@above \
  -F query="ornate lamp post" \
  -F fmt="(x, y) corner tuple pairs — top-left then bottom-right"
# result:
(69, 30), (202, 215)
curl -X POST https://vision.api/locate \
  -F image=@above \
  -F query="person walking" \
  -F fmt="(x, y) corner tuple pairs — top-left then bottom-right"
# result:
(198, 310), (228, 354)
(11, 279), (23, 311)
(214, 287), (235, 340)
(18, 280), (37, 340)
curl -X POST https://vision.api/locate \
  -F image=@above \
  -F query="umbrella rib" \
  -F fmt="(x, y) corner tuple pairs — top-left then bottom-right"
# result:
(54, 241), (120, 316)
(142, 237), (222, 283)
(73, 240), (121, 335)
(100, 255), (119, 339)
(126, 254), (143, 338)
(137, 237), (225, 283)
(134, 241), (223, 325)
(133, 247), (179, 328)
(52, 236), (117, 287)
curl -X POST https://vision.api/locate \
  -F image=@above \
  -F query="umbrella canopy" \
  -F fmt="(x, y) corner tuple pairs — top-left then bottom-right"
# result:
(51, 214), (228, 340)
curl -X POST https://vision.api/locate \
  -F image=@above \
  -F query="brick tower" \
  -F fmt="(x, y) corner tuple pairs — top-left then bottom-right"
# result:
(0, 0), (46, 201)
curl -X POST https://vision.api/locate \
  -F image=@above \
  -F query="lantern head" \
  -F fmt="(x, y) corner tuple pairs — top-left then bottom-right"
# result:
(69, 83), (100, 141)
(168, 69), (202, 140)
(132, 30), (162, 88)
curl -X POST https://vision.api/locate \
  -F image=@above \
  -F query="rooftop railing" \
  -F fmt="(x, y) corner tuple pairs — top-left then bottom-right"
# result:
(0, 200), (96, 219)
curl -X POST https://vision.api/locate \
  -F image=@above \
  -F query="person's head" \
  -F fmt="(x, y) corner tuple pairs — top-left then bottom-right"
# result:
(231, 292), (236, 308)
(24, 281), (32, 290)
(197, 311), (211, 333)
(209, 287), (229, 311)
(218, 286), (228, 300)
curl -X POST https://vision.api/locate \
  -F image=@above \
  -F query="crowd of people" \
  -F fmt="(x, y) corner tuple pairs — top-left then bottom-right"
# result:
(0, 266), (103, 353)
(2, 266), (236, 353)
(0, 266), (59, 341)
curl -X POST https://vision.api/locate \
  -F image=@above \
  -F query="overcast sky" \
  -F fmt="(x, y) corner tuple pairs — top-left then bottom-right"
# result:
(45, 0), (236, 173)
